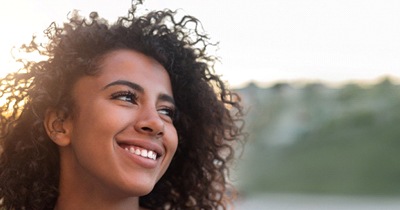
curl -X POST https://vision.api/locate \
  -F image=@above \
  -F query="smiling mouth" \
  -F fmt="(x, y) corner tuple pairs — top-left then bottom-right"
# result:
(120, 145), (158, 161)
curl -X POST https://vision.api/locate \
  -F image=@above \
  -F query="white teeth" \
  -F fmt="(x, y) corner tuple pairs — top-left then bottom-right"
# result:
(124, 146), (157, 160)
(141, 149), (148, 157)
(147, 151), (157, 160)
(135, 148), (141, 155)
(148, 151), (154, 159)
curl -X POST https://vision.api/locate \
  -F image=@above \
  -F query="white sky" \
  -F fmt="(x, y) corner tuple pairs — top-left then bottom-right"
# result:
(1, 0), (400, 87)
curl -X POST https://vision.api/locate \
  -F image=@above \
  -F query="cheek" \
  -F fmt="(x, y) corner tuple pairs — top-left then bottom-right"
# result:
(167, 128), (179, 156)
(158, 128), (178, 178)
(71, 104), (132, 145)
(78, 101), (131, 128)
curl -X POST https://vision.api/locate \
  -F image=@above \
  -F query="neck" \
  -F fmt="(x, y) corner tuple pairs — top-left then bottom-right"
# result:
(55, 149), (142, 210)
(54, 195), (140, 210)
(55, 173), (141, 210)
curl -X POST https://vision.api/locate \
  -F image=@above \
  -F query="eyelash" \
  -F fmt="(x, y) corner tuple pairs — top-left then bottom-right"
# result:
(111, 91), (176, 120)
(111, 91), (138, 104)
(158, 107), (176, 120)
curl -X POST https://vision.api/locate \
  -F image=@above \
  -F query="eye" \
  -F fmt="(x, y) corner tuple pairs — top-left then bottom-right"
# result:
(111, 91), (138, 104)
(158, 107), (176, 120)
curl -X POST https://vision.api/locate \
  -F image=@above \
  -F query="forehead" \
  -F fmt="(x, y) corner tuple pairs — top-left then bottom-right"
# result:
(72, 49), (173, 98)
(100, 49), (165, 76)
(96, 49), (172, 93)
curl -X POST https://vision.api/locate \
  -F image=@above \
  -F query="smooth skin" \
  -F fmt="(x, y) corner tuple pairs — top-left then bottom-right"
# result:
(45, 50), (178, 210)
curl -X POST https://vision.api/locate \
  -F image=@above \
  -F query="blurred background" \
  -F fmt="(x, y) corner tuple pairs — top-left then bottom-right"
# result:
(234, 79), (400, 209)
(1, 0), (400, 209)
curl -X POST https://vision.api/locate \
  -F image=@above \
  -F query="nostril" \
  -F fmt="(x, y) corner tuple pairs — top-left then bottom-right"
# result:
(140, 126), (163, 137)
(156, 131), (164, 137)
(141, 127), (153, 132)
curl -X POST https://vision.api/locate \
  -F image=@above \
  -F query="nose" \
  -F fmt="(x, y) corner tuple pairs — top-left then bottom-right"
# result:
(134, 107), (165, 137)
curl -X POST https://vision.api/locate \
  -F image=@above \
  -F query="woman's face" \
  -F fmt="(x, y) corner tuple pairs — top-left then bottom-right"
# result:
(60, 49), (178, 197)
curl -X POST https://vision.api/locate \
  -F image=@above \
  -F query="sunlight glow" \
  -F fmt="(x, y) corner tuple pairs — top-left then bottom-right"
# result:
(1, 0), (400, 87)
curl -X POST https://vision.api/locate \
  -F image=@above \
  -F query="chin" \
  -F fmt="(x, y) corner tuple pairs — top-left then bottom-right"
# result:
(122, 180), (157, 197)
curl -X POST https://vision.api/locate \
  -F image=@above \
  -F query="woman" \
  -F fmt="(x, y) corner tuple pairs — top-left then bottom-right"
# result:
(0, 3), (244, 210)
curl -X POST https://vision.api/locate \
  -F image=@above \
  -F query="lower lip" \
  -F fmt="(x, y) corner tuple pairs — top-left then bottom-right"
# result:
(118, 146), (159, 169)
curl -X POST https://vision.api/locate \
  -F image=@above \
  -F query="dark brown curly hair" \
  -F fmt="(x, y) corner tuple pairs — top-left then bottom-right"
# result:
(0, 2), (244, 210)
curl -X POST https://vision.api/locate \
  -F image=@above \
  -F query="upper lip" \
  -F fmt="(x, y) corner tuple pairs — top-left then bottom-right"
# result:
(116, 138), (164, 157)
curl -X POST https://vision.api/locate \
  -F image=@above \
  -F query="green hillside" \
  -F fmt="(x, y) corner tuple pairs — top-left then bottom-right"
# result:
(235, 78), (400, 196)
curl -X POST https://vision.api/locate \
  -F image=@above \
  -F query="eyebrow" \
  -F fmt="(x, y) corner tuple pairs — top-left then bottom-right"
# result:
(159, 93), (176, 106)
(103, 80), (144, 93)
(103, 79), (175, 105)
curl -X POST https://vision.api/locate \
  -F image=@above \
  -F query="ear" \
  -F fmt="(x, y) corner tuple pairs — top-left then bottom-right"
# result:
(44, 109), (72, 147)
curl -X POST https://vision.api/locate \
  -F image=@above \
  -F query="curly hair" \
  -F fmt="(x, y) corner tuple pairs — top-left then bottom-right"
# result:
(0, 3), (244, 210)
